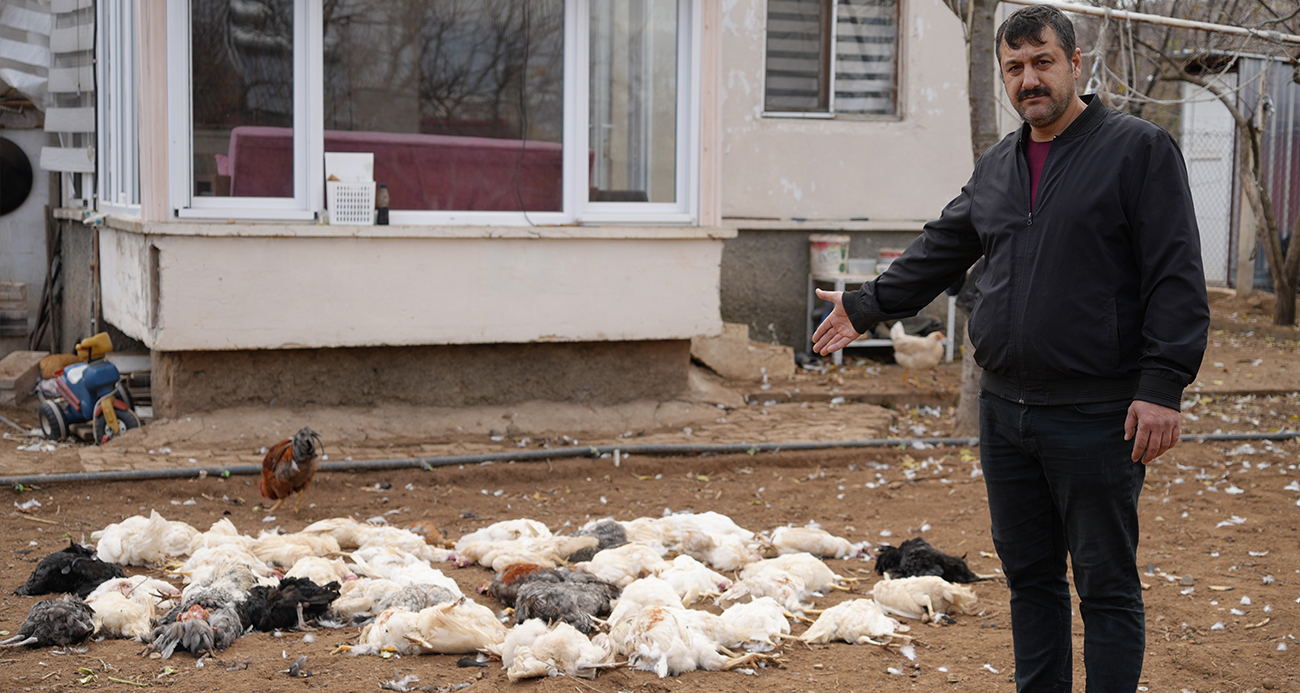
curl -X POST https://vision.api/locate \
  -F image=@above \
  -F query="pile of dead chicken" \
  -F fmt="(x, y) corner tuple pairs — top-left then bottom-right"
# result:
(5, 509), (988, 681)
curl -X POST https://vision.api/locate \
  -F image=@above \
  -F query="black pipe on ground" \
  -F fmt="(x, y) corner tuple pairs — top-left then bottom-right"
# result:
(3, 431), (1297, 488)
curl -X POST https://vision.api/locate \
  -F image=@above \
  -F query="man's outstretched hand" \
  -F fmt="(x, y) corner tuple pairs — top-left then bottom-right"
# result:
(812, 289), (863, 356)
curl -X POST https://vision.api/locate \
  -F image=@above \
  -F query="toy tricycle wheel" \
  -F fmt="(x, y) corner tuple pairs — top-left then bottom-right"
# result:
(94, 408), (140, 445)
(38, 401), (67, 441)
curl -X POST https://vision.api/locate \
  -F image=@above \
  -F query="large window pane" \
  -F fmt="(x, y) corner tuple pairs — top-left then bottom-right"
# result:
(191, 0), (295, 198)
(589, 0), (677, 204)
(835, 0), (898, 116)
(322, 0), (565, 212)
(764, 0), (830, 113)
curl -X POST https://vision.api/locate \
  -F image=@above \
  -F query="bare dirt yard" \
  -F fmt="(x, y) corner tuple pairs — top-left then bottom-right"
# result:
(0, 291), (1298, 693)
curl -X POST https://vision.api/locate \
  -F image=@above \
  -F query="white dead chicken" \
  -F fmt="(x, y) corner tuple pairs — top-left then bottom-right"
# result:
(176, 544), (276, 585)
(285, 556), (355, 586)
(872, 576), (978, 623)
(628, 512), (763, 571)
(85, 576), (182, 641)
(301, 519), (455, 564)
(328, 578), (405, 623)
(798, 598), (910, 646)
(617, 605), (776, 678)
(495, 619), (616, 681)
(456, 535), (598, 572)
(347, 546), (462, 596)
(250, 531), (342, 568)
(299, 517), (372, 548)
(187, 518), (255, 554)
(92, 510), (198, 566)
(607, 577), (686, 647)
(741, 553), (850, 593)
(715, 597), (793, 652)
(768, 526), (864, 559)
(717, 571), (813, 614)
(454, 519), (552, 551)
(659, 555), (733, 605)
(573, 543), (671, 588)
(345, 597), (507, 655)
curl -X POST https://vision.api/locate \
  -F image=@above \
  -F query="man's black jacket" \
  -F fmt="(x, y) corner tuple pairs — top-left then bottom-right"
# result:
(842, 95), (1209, 410)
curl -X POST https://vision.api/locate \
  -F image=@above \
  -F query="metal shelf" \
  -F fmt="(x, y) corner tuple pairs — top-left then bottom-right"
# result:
(807, 273), (956, 366)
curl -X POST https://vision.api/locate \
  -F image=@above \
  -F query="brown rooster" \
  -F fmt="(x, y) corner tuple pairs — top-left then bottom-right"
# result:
(260, 427), (324, 512)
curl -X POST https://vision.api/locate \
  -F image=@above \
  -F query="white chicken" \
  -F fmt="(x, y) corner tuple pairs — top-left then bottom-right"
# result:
(285, 556), (355, 586)
(92, 510), (198, 566)
(872, 576), (978, 623)
(890, 321), (945, 386)
(624, 512), (763, 571)
(659, 555), (733, 605)
(456, 535), (597, 571)
(301, 519), (455, 564)
(454, 519), (552, 550)
(798, 598), (910, 646)
(681, 596), (791, 653)
(573, 543), (670, 588)
(495, 619), (616, 681)
(346, 597), (507, 656)
(741, 553), (850, 593)
(607, 576), (686, 649)
(85, 576), (182, 641)
(717, 571), (812, 614)
(347, 546), (462, 596)
(327, 577), (405, 624)
(176, 544), (276, 585)
(768, 526), (865, 559)
(250, 531), (341, 568)
(616, 605), (776, 678)
(187, 518), (254, 554)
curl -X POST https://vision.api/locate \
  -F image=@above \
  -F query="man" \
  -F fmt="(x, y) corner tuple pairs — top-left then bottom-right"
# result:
(812, 6), (1208, 692)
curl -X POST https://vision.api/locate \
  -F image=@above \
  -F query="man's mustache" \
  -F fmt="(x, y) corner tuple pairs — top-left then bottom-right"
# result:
(1019, 87), (1051, 101)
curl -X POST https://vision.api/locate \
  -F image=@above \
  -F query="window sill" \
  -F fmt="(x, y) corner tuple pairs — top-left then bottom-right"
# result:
(106, 218), (737, 240)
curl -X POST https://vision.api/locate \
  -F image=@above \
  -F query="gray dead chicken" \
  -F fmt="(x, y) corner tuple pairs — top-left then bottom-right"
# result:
(1, 594), (96, 648)
(564, 519), (627, 562)
(513, 572), (621, 633)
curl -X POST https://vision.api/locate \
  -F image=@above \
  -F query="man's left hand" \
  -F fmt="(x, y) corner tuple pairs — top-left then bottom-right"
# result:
(1124, 400), (1181, 465)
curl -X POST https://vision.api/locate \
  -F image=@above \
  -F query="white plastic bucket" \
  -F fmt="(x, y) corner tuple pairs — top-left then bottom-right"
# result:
(877, 247), (904, 274)
(809, 234), (851, 276)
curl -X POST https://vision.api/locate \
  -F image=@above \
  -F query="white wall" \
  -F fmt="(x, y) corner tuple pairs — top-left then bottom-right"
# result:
(99, 224), (734, 351)
(0, 128), (49, 348)
(719, 0), (974, 222)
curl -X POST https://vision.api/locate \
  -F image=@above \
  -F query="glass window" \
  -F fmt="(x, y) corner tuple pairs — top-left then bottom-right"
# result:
(321, 0), (566, 212)
(99, 1), (140, 208)
(588, 0), (678, 204)
(764, 0), (899, 117)
(190, 0), (295, 198)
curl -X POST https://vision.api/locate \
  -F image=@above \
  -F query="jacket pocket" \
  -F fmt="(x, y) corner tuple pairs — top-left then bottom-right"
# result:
(1070, 399), (1131, 416)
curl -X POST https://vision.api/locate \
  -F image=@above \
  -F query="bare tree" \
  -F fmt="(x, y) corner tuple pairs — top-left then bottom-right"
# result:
(1117, 0), (1300, 323)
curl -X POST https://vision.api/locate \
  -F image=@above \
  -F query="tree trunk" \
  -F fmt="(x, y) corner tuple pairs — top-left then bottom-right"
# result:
(950, 0), (997, 437)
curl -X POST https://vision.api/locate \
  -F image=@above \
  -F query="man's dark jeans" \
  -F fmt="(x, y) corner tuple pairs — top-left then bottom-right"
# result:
(979, 391), (1147, 693)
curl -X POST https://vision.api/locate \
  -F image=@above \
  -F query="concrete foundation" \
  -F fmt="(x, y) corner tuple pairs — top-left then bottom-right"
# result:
(150, 339), (691, 418)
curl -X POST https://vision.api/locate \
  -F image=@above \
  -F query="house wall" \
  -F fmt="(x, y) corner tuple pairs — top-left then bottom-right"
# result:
(715, 0), (975, 350)
(719, 0), (973, 222)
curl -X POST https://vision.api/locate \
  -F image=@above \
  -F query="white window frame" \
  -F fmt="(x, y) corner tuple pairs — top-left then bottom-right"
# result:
(167, 0), (314, 221)
(760, 0), (902, 120)
(162, 0), (698, 225)
(97, 1), (141, 216)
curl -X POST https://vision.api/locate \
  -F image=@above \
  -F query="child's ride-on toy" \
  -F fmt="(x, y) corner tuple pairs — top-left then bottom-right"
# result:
(38, 332), (140, 444)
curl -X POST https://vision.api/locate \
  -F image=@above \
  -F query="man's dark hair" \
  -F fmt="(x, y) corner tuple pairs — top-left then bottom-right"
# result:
(995, 5), (1076, 63)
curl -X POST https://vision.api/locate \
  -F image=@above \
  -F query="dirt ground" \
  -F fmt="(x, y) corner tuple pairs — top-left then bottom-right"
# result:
(1, 292), (1298, 693)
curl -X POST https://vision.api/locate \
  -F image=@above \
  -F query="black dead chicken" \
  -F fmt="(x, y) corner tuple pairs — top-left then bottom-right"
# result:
(874, 537), (983, 583)
(1, 594), (96, 648)
(15, 541), (125, 598)
(245, 577), (341, 631)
